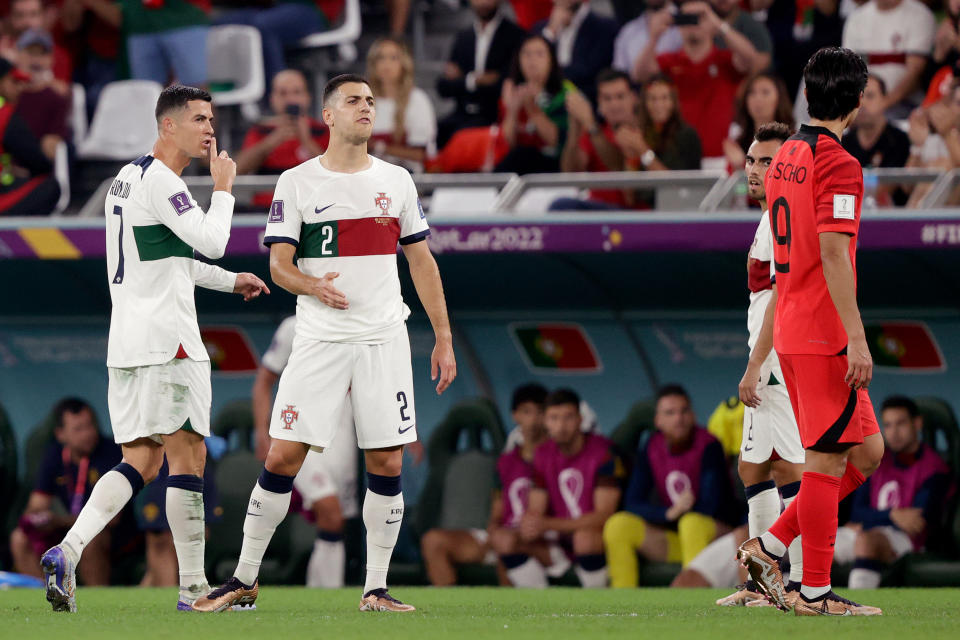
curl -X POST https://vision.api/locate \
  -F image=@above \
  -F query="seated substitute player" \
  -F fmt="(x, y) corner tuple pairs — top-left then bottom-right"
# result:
(40, 85), (269, 614)
(10, 399), (120, 585)
(834, 395), (952, 589)
(252, 315), (359, 588)
(519, 388), (624, 588)
(420, 383), (550, 586)
(192, 74), (457, 614)
(716, 122), (807, 607)
(737, 47), (885, 616)
(604, 384), (740, 588)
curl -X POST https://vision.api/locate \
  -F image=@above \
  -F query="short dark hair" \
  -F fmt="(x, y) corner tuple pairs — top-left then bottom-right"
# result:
(511, 383), (548, 412)
(754, 121), (793, 145)
(323, 73), (370, 107)
(155, 84), (212, 122)
(656, 384), (690, 405)
(881, 395), (919, 419)
(803, 47), (868, 121)
(52, 397), (93, 430)
(867, 73), (887, 96)
(544, 388), (581, 411)
(596, 68), (632, 90)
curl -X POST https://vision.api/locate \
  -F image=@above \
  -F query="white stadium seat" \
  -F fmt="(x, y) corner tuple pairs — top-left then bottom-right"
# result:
(70, 83), (87, 145)
(207, 25), (266, 107)
(298, 0), (362, 63)
(76, 80), (163, 161)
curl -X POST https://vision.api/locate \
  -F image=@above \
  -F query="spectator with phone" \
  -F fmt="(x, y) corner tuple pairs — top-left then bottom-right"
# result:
(235, 68), (328, 208)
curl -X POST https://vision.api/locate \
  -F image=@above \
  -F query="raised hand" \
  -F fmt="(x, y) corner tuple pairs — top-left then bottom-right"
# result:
(209, 137), (237, 192)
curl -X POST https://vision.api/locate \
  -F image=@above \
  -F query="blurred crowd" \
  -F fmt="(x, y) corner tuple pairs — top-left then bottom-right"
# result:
(1, 0), (958, 215)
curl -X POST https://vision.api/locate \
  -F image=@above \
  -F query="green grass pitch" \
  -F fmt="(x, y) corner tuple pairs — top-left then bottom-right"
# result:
(2, 587), (959, 639)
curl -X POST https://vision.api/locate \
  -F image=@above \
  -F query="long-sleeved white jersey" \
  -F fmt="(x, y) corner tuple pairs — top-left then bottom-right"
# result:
(104, 154), (236, 368)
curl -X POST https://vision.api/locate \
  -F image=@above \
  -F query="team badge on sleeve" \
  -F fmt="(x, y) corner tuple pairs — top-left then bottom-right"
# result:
(168, 192), (193, 215)
(269, 200), (284, 223)
(375, 192), (392, 214)
(280, 404), (299, 429)
(833, 194), (855, 220)
(417, 198), (425, 219)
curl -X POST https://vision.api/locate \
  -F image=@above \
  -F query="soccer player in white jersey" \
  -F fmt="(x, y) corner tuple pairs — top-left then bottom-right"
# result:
(40, 85), (269, 613)
(717, 122), (807, 607)
(252, 315), (359, 588)
(192, 74), (457, 614)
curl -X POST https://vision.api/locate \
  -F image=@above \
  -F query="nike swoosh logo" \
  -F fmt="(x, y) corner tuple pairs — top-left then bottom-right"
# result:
(385, 519), (402, 525)
(246, 512), (262, 517)
(744, 446), (753, 451)
(315, 204), (334, 214)
(398, 425), (415, 434)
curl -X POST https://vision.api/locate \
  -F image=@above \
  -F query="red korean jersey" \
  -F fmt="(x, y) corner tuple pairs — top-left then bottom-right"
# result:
(765, 124), (864, 356)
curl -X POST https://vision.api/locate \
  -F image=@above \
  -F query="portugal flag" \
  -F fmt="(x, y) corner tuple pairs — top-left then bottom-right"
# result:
(201, 327), (259, 373)
(511, 323), (602, 373)
(866, 322), (945, 371)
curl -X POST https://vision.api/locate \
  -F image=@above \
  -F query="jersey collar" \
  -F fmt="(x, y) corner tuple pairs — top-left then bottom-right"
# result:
(799, 123), (840, 144)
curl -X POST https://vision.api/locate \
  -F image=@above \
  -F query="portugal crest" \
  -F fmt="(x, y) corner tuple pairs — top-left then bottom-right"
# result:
(375, 192), (392, 213)
(280, 404), (299, 430)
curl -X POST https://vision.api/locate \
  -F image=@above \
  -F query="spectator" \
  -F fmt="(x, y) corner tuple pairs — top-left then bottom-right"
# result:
(635, 2), (762, 160)
(834, 396), (952, 589)
(613, 0), (683, 85)
(436, 0), (525, 148)
(8, 398), (121, 584)
(534, 0), (619, 101)
(136, 455), (220, 587)
(905, 88), (960, 207)
(508, 0), (552, 31)
(15, 28), (70, 155)
(926, 0), (960, 106)
(0, 57), (60, 216)
(519, 388), (624, 588)
(759, 0), (843, 101)
(214, 1), (330, 88)
(420, 383), (553, 587)
(57, 0), (122, 118)
(842, 0), (936, 118)
(366, 36), (436, 173)
(495, 34), (570, 174)
(1, 0), (72, 84)
(635, 74), (702, 171)
(842, 75), (910, 205)
(235, 69), (328, 208)
(709, 0), (772, 71)
(554, 69), (643, 211)
(724, 71), (795, 170)
(603, 385), (739, 588)
(123, 0), (210, 87)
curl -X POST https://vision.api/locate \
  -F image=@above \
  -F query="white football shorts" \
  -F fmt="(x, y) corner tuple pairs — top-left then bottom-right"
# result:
(740, 368), (804, 464)
(108, 358), (212, 444)
(269, 329), (417, 450)
(294, 404), (360, 519)
(686, 530), (740, 588)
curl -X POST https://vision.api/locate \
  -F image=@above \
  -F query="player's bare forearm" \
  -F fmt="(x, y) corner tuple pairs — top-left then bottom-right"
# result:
(403, 242), (452, 341)
(269, 243), (320, 296)
(820, 233), (865, 341)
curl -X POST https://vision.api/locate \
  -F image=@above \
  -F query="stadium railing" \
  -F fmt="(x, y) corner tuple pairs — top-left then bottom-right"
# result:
(75, 168), (957, 217)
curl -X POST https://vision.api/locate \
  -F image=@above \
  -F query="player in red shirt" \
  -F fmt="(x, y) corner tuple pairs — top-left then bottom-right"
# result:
(737, 47), (885, 617)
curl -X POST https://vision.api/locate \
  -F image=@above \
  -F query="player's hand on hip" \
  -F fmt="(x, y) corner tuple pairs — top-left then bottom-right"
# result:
(314, 272), (349, 310)
(209, 137), (237, 192)
(234, 272), (270, 301)
(845, 336), (873, 390)
(431, 338), (457, 395)
(738, 362), (763, 408)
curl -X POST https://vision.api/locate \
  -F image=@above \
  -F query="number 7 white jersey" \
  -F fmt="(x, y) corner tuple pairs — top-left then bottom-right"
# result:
(104, 154), (236, 368)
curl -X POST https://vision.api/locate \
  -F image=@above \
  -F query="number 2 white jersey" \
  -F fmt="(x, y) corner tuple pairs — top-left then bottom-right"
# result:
(263, 155), (430, 344)
(104, 155), (236, 368)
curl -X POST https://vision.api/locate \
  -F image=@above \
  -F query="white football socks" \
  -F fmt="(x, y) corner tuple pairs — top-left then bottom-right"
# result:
(782, 493), (803, 584)
(306, 536), (345, 588)
(747, 483), (780, 539)
(505, 556), (548, 588)
(234, 471), (294, 586)
(62, 464), (142, 565)
(759, 531), (787, 558)
(848, 567), (882, 589)
(362, 476), (404, 595)
(166, 475), (208, 601)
